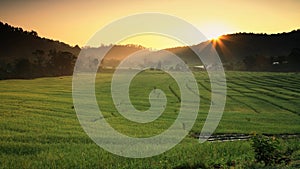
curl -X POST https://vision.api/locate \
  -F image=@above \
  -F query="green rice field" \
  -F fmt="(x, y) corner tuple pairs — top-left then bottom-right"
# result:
(0, 71), (299, 168)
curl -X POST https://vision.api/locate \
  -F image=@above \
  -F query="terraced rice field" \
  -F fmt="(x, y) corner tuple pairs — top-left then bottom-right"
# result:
(0, 71), (299, 168)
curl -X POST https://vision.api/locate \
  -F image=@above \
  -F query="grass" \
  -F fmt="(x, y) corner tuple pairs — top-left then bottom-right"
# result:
(0, 71), (299, 168)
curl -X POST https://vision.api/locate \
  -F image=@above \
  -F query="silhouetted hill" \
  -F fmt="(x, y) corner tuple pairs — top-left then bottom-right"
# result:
(212, 30), (300, 71)
(1, 21), (300, 80)
(166, 30), (300, 71)
(0, 22), (81, 79)
(0, 22), (149, 79)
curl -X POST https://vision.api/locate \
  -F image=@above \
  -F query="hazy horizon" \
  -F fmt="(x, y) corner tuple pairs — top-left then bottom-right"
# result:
(1, 0), (300, 49)
(2, 20), (299, 50)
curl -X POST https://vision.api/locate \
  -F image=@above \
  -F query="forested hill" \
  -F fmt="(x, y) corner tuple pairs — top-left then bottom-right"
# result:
(166, 29), (300, 72)
(211, 30), (300, 71)
(1, 21), (300, 79)
(0, 22), (147, 79)
(0, 22), (80, 79)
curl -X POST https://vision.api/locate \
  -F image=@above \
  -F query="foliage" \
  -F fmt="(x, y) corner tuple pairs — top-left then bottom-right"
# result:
(251, 135), (293, 166)
(2, 21), (300, 80)
(0, 21), (80, 79)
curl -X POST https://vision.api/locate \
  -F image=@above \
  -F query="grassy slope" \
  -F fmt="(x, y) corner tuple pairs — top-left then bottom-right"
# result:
(0, 71), (299, 168)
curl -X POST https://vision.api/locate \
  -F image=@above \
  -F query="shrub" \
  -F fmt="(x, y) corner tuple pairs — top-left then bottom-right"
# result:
(251, 135), (293, 166)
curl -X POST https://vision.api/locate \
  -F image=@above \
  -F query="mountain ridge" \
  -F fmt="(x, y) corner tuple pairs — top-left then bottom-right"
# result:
(1, 21), (300, 79)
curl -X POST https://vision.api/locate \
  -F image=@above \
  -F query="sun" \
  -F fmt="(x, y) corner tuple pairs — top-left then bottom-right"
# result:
(207, 31), (222, 40)
(199, 22), (233, 40)
(211, 36), (220, 41)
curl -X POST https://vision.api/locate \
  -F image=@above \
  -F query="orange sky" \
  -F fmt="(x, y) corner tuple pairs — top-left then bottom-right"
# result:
(0, 0), (300, 49)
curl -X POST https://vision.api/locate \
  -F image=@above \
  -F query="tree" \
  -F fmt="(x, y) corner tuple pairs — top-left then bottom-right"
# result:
(29, 30), (38, 36)
(15, 58), (32, 78)
(255, 55), (271, 71)
(32, 49), (46, 67)
(157, 61), (162, 70)
(287, 48), (300, 71)
(243, 55), (255, 70)
(49, 51), (76, 75)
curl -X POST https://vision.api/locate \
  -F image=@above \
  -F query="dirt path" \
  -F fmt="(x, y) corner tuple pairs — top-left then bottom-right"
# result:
(191, 133), (300, 142)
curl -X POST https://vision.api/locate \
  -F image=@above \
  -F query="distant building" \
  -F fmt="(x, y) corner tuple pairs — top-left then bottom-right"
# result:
(193, 65), (205, 69)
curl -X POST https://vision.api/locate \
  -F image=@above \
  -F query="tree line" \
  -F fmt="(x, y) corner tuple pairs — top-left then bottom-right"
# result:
(0, 22), (80, 79)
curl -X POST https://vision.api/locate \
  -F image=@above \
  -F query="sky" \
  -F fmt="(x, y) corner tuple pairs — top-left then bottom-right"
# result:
(0, 0), (300, 49)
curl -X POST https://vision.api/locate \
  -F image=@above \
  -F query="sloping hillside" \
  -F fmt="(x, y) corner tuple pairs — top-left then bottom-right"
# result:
(0, 22), (81, 79)
(1, 21), (299, 80)
(166, 30), (300, 71)
(212, 31), (300, 71)
(0, 22), (149, 79)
